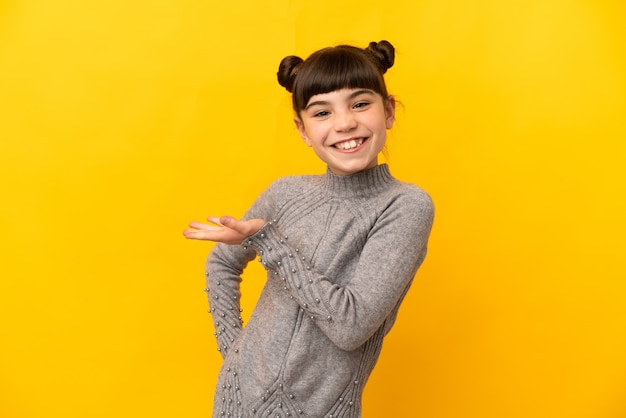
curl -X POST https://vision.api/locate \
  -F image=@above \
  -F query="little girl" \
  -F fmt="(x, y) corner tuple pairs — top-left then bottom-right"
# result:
(184, 40), (434, 418)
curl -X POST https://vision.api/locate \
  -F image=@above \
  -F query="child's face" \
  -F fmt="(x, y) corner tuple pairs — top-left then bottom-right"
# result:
(294, 88), (395, 176)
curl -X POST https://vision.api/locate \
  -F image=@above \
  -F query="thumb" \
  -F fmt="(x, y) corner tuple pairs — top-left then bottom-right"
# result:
(219, 216), (237, 228)
(220, 216), (252, 235)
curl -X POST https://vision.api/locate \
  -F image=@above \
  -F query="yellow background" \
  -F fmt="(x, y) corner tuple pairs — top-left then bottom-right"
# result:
(1, 1), (625, 417)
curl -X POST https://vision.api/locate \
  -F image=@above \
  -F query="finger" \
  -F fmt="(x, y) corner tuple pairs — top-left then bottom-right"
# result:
(221, 216), (265, 236)
(188, 221), (222, 231)
(183, 228), (225, 240)
(219, 217), (248, 235)
(207, 216), (225, 226)
(219, 216), (235, 227)
(183, 228), (206, 239)
(183, 225), (245, 244)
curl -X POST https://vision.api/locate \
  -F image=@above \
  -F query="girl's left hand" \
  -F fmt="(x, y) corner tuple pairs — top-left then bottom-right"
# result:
(183, 216), (266, 245)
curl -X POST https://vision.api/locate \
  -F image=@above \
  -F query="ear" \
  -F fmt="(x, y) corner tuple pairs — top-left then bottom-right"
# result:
(385, 96), (396, 129)
(294, 117), (312, 147)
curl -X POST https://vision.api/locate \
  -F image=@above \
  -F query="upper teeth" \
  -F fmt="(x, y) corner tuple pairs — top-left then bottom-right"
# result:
(336, 139), (363, 150)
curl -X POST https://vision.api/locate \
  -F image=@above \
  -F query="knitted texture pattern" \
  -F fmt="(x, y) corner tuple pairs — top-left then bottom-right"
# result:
(205, 164), (434, 418)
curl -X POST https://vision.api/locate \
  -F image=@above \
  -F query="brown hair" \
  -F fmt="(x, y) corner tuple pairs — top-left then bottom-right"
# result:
(277, 41), (395, 115)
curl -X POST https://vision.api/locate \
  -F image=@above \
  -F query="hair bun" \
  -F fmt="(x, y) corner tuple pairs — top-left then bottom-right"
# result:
(277, 55), (304, 92)
(366, 40), (395, 74)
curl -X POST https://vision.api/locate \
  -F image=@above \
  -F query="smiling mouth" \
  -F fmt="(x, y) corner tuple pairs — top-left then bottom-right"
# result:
(334, 138), (365, 150)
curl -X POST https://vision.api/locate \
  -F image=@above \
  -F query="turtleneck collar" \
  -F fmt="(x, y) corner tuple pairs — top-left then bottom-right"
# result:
(321, 164), (396, 198)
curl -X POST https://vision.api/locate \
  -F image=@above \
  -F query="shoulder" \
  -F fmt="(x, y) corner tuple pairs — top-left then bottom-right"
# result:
(250, 174), (322, 210)
(389, 180), (434, 211)
(269, 174), (318, 187)
(263, 174), (322, 195)
(381, 180), (435, 227)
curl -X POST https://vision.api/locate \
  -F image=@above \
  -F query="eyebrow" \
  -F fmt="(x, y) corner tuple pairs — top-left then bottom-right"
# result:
(304, 89), (375, 111)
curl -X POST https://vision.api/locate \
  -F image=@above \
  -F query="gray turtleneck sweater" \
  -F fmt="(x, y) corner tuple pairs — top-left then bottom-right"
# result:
(205, 164), (434, 418)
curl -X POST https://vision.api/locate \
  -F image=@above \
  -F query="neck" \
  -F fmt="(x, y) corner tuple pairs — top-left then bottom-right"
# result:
(322, 164), (394, 198)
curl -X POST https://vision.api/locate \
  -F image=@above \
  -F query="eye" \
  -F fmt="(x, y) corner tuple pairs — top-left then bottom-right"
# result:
(313, 110), (330, 118)
(353, 101), (370, 109)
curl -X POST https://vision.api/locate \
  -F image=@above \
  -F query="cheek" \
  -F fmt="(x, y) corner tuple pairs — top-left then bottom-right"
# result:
(307, 126), (326, 144)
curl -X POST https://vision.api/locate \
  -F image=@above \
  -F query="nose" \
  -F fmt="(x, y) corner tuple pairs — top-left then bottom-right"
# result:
(334, 110), (357, 132)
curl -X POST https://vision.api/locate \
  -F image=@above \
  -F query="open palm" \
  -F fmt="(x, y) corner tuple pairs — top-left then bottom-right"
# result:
(183, 216), (266, 245)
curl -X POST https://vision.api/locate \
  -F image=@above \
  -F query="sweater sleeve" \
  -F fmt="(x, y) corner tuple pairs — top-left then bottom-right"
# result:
(204, 181), (277, 358)
(244, 189), (435, 352)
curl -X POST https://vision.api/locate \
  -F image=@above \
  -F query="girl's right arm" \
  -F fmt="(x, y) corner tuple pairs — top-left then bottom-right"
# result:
(185, 182), (278, 358)
(204, 242), (256, 358)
